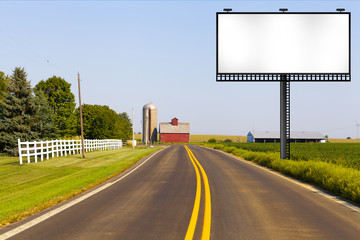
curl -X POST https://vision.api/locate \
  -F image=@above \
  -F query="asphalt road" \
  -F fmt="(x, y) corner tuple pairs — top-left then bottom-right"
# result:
(1, 145), (360, 240)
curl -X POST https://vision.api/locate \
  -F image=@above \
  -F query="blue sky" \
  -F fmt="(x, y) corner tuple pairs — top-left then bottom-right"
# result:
(1, 0), (359, 138)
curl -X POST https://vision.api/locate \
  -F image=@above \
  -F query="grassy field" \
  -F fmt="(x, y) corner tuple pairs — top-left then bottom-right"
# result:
(200, 142), (360, 203)
(190, 135), (247, 143)
(0, 147), (160, 227)
(328, 138), (360, 143)
(135, 133), (359, 144)
(134, 134), (247, 143)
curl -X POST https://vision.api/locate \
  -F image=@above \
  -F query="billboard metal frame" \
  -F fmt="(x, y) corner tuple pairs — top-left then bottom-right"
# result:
(216, 12), (351, 82)
(216, 11), (351, 159)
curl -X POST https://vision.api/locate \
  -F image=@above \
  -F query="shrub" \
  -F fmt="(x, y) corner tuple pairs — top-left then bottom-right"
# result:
(213, 144), (224, 150)
(208, 138), (217, 143)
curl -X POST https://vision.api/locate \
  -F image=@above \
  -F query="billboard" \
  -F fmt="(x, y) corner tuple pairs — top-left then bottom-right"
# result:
(216, 13), (351, 80)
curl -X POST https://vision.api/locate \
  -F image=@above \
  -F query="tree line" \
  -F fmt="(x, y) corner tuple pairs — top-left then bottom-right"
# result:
(0, 67), (132, 155)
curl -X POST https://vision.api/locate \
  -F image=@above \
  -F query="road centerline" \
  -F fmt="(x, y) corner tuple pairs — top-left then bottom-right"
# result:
(184, 146), (202, 240)
(185, 146), (212, 240)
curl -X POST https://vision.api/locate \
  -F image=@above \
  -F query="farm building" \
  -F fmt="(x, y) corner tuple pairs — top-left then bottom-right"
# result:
(159, 118), (190, 143)
(247, 131), (326, 143)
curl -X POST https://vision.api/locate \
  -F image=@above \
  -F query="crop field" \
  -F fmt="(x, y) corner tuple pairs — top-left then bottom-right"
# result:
(134, 134), (247, 143)
(190, 135), (247, 143)
(0, 147), (160, 227)
(134, 133), (357, 144)
(201, 142), (360, 203)
(328, 138), (360, 143)
(221, 142), (360, 170)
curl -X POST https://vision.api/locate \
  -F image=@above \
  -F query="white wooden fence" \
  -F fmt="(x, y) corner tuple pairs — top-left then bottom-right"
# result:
(18, 139), (122, 164)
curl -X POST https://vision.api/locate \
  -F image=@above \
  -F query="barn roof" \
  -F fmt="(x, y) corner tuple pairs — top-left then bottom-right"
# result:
(160, 122), (190, 134)
(248, 131), (325, 139)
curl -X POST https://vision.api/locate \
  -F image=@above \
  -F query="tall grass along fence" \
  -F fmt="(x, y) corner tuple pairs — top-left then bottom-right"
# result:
(18, 139), (122, 164)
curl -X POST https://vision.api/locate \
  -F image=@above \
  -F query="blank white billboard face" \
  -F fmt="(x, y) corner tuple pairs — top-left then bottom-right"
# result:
(217, 13), (350, 74)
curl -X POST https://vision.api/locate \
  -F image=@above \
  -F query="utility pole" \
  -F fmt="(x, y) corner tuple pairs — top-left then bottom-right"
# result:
(78, 73), (85, 158)
(132, 107), (135, 149)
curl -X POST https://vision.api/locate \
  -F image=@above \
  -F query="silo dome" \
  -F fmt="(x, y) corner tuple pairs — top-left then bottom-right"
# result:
(143, 102), (157, 110)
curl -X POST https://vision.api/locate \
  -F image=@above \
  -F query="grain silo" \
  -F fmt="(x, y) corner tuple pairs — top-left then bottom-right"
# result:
(142, 102), (158, 144)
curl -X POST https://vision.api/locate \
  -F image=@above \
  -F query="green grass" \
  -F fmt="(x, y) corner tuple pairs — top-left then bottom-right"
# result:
(0, 147), (160, 227)
(201, 143), (360, 204)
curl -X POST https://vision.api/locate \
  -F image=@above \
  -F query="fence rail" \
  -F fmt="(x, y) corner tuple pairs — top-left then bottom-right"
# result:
(18, 139), (122, 164)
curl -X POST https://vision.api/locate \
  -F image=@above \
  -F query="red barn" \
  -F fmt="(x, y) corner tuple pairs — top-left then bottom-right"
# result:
(159, 118), (190, 143)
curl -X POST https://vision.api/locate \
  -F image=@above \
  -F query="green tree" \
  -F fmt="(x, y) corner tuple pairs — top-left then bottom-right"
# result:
(73, 105), (132, 140)
(90, 106), (115, 139)
(119, 112), (131, 122)
(0, 71), (7, 101)
(0, 67), (57, 155)
(118, 112), (132, 140)
(208, 138), (217, 143)
(35, 76), (75, 137)
(34, 90), (58, 139)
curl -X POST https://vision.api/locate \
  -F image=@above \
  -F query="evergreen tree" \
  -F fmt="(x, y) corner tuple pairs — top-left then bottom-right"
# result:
(33, 90), (58, 139)
(0, 71), (7, 101)
(0, 68), (57, 155)
(35, 76), (76, 137)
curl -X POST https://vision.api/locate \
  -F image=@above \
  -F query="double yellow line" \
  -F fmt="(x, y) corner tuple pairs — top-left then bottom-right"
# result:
(184, 146), (211, 240)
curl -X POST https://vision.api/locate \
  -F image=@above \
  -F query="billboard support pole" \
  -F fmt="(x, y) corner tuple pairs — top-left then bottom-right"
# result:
(280, 74), (290, 159)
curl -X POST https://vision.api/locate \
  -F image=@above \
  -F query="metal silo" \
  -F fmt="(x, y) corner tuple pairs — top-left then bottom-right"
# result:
(142, 102), (157, 144)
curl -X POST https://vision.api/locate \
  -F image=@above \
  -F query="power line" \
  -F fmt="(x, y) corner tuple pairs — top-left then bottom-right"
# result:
(1, 30), (76, 79)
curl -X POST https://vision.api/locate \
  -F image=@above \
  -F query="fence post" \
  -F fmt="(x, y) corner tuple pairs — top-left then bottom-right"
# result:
(34, 141), (37, 163)
(40, 141), (44, 161)
(26, 141), (30, 163)
(60, 140), (64, 157)
(72, 140), (75, 155)
(51, 140), (54, 158)
(55, 140), (58, 157)
(47, 141), (50, 160)
(18, 139), (23, 164)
